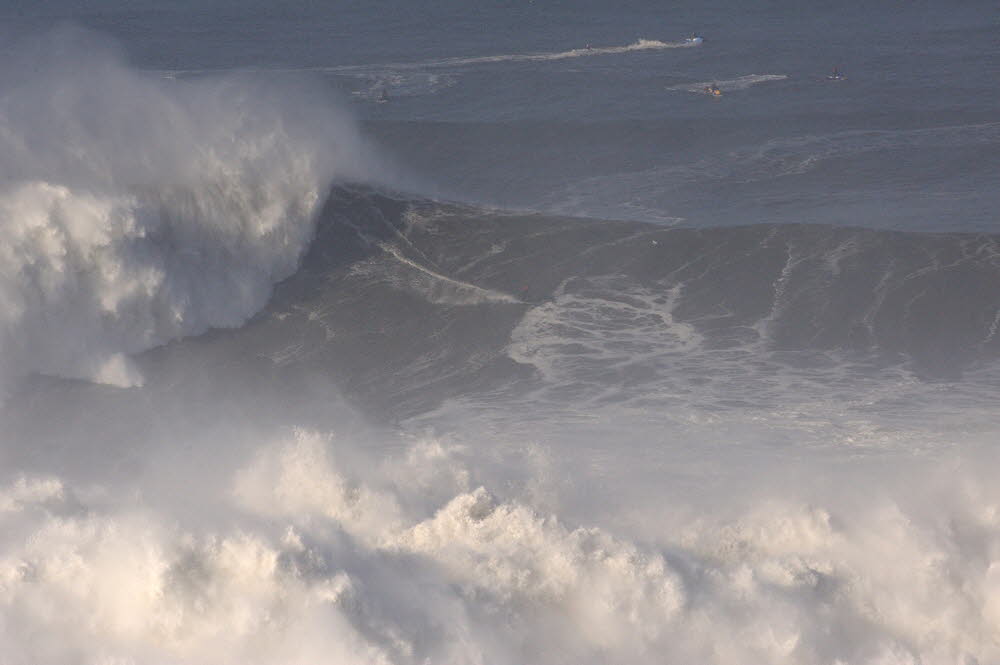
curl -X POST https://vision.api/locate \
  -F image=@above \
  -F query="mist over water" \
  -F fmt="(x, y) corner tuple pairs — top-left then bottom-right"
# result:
(2, 5), (1000, 665)
(0, 27), (379, 390)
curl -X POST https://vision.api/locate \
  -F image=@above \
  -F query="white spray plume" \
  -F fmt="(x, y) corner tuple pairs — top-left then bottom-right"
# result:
(0, 27), (378, 391)
(3, 428), (1000, 665)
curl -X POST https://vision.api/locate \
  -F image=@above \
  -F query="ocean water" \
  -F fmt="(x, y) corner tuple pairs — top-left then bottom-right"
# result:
(1, 2), (999, 663)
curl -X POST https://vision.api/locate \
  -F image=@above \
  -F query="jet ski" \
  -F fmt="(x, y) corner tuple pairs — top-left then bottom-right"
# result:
(704, 84), (722, 96)
(827, 69), (846, 80)
(685, 35), (703, 45)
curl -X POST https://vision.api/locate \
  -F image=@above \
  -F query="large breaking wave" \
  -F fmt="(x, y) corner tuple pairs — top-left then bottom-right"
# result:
(3, 31), (1000, 665)
(3, 184), (1000, 664)
(0, 28), (379, 391)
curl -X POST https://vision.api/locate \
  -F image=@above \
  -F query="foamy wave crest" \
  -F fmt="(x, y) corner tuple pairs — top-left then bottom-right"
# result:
(3, 429), (1000, 664)
(0, 28), (378, 390)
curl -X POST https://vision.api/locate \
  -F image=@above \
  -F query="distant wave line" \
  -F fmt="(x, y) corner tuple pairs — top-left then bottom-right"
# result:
(345, 38), (696, 71)
(154, 38), (697, 78)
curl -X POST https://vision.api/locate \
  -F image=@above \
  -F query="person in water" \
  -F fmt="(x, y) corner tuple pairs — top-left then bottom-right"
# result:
(705, 83), (721, 95)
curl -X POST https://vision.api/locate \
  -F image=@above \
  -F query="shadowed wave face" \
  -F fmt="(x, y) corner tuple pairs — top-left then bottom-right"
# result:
(281, 187), (1000, 401)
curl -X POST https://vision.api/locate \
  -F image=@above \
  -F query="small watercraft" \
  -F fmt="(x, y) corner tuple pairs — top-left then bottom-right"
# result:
(685, 35), (704, 45)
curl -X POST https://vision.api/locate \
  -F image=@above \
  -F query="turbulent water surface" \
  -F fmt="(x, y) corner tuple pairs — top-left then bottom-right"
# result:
(1, 2), (999, 664)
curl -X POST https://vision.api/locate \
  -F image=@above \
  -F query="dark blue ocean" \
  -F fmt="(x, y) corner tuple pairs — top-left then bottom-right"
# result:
(8, 0), (996, 228)
(1, 2), (999, 663)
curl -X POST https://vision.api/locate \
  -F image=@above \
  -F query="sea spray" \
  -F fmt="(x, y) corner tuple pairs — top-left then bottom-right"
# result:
(3, 427), (1000, 664)
(0, 27), (379, 391)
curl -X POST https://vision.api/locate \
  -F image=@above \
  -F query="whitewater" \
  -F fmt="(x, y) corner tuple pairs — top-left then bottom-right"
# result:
(2, 2), (1000, 663)
(0, 29), (381, 390)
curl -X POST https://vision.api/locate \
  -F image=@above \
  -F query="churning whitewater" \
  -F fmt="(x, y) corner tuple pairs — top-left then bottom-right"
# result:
(2, 4), (1000, 664)
(8, 426), (1000, 665)
(0, 29), (377, 390)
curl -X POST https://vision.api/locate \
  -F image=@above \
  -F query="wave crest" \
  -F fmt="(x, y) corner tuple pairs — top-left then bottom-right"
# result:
(0, 28), (380, 390)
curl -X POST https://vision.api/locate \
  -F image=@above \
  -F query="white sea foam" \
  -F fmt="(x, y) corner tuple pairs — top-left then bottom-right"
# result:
(0, 28), (380, 392)
(507, 275), (702, 390)
(3, 426), (1000, 665)
(349, 72), (458, 102)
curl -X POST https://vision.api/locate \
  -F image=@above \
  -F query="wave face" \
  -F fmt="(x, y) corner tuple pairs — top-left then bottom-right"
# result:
(300, 189), (1000, 391)
(0, 28), (379, 390)
(3, 187), (1000, 665)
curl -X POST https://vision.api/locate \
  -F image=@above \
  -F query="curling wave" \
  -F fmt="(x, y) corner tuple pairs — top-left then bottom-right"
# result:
(0, 29), (380, 391)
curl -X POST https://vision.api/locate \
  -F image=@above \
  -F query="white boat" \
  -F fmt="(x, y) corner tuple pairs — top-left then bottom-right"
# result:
(685, 36), (703, 45)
